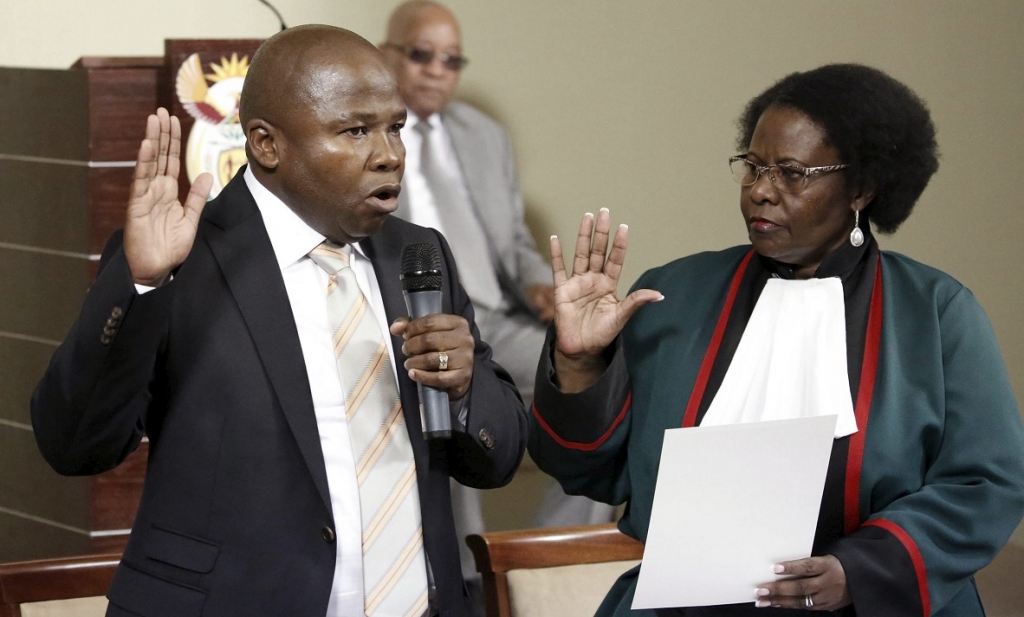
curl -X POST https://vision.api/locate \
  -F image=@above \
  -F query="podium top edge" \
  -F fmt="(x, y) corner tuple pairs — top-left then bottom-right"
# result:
(72, 57), (165, 70)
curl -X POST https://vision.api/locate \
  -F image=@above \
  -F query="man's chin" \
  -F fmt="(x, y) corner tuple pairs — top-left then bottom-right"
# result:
(339, 217), (388, 244)
(411, 96), (450, 118)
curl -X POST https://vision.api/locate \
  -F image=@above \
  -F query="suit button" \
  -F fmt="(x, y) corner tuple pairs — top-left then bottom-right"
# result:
(111, 306), (123, 318)
(100, 335), (112, 345)
(103, 326), (117, 337)
(478, 428), (494, 450)
(106, 317), (119, 327)
(321, 526), (336, 543)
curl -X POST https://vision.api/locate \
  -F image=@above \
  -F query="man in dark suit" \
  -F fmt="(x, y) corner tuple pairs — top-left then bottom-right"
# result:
(30, 25), (527, 617)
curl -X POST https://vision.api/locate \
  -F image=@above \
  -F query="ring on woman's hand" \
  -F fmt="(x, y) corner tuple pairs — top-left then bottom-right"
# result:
(804, 595), (814, 609)
(438, 351), (449, 371)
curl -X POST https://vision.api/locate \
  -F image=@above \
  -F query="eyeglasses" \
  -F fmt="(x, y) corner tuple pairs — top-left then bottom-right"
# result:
(385, 43), (469, 72)
(728, 156), (848, 195)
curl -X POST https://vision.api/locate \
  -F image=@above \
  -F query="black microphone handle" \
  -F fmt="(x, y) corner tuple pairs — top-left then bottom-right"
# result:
(403, 289), (452, 439)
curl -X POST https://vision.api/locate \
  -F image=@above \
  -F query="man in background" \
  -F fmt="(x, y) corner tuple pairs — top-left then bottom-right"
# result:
(380, 0), (616, 593)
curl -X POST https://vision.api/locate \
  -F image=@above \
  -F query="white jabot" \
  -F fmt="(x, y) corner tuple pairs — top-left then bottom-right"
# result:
(244, 167), (400, 617)
(700, 277), (859, 439)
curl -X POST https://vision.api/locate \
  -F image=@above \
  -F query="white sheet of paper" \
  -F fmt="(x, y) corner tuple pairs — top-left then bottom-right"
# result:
(632, 415), (837, 609)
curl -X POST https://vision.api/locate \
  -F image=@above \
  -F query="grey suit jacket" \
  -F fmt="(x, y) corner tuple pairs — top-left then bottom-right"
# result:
(397, 101), (550, 311)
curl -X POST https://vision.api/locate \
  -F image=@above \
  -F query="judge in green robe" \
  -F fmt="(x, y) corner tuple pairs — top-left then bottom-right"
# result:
(529, 64), (1024, 616)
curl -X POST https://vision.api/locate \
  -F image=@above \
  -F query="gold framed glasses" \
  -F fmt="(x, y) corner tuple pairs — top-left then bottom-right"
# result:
(385, 43), (469, 72)
(728, 156), (848, 194)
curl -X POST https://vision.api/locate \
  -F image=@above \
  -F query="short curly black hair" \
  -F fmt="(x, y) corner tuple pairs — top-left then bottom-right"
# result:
(737, 64), (939, 234)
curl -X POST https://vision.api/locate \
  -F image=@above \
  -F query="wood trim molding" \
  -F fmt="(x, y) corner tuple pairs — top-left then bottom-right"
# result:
(0, 553), (119, 612)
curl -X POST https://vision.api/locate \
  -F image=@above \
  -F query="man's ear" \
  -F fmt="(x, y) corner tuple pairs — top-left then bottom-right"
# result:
(246, 119), (279, 170)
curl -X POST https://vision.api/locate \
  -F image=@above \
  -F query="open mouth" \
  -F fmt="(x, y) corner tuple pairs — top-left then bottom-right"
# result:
(367, 185), (401, 212)
(372, 188), (398, 201)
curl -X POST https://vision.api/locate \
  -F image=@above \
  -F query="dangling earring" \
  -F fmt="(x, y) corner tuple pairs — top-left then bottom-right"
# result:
(850, 209), (864, 247)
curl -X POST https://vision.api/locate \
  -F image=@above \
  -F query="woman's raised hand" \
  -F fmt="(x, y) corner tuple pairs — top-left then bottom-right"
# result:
(123, 108), (213, 286)
(550, 209), (662, 390)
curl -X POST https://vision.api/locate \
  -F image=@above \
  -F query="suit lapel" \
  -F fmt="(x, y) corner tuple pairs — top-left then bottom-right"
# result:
(361, 224), (432, 467)
(204, 173), (333, 514)
(442, 109), (531, 311)
(442, 110), (491, 234)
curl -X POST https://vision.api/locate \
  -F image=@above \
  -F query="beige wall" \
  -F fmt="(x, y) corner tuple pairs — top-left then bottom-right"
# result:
(2, 1), (1022, 543)
(0, 0), (342, 66)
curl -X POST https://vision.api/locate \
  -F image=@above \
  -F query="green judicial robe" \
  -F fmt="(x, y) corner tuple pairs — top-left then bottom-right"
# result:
(530, 243), (1024, 617)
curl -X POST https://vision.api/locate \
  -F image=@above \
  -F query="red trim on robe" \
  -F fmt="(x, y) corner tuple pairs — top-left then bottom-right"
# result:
(864, 518), (931, 617)
(844, 260), (884, 533)
(533, 393), (632, 452)
(681, 250), (754, 428)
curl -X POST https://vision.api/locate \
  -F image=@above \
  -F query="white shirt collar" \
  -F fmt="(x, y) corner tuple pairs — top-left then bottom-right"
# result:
(243, 166), (370, 270)
(406, 110), (442, 132)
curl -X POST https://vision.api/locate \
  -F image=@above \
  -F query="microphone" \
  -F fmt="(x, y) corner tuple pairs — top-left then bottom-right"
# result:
(400, 243), (452, 439)
(255, 0), (288, 31)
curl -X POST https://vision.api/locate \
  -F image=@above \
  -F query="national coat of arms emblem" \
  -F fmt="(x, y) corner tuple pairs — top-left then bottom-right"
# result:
(175, 52), (249, 198)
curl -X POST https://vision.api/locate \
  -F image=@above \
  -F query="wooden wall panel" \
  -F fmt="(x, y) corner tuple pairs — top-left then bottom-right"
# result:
(0, 426), (90, 529)
(0, 68), (88, 160)
(0, 160), (89, 251)
(0, 59), (163, 564)
(0, 338), (56, 426)
(0, 250), (91, 343)
(0, 512), (91, 563)
(86, 67), (162, 162)
(88, 167), (134, 256)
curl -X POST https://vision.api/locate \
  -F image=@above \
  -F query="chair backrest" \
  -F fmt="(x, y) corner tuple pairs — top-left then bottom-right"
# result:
(0, 554), (119, 617)
(466, 524), (644, 617)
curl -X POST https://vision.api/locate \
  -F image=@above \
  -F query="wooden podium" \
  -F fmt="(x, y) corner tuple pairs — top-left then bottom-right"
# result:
(0, 39), (261, 563)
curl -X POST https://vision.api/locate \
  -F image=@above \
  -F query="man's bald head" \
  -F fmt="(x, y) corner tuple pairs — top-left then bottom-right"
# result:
(240, 24), (386, 132)
(238, 24), (406, 245)
(385, 1), (459, 44)
(380, 1), (464, 119)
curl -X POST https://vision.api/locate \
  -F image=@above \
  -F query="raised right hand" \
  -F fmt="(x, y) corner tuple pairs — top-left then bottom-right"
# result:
(549, 209), (662, 390)
(123, 108), (213, 286)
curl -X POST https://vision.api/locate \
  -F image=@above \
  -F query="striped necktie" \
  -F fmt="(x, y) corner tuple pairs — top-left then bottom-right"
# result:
(309, 240), (430, 617)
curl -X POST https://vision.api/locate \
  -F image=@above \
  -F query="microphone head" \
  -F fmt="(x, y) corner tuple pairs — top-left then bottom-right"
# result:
(400, 243), (443, 292)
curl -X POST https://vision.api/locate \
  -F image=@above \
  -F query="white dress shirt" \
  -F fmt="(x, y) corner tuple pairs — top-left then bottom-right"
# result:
(400, 112), (468, 237)
(244, 167), (401, 617)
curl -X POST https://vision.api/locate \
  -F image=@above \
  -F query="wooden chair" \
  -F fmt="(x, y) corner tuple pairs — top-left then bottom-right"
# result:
(0, 554), (119, 617)
(466, 524), (644, 617)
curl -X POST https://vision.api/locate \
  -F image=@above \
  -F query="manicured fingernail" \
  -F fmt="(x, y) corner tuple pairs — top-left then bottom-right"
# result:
(756, 588), (770, 597)
(550, 235), (557, 240)
(408, 369), (416, 379)
(600, 207), (609, 213)
(773, 564), (785, 574)
(655, 293), (665, 301)
(585, 212), (593, 218)
(755, 600), (770, 608)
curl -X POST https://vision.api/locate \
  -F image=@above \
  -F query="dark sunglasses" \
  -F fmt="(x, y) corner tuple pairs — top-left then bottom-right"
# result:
(385, 43), (469, 72)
